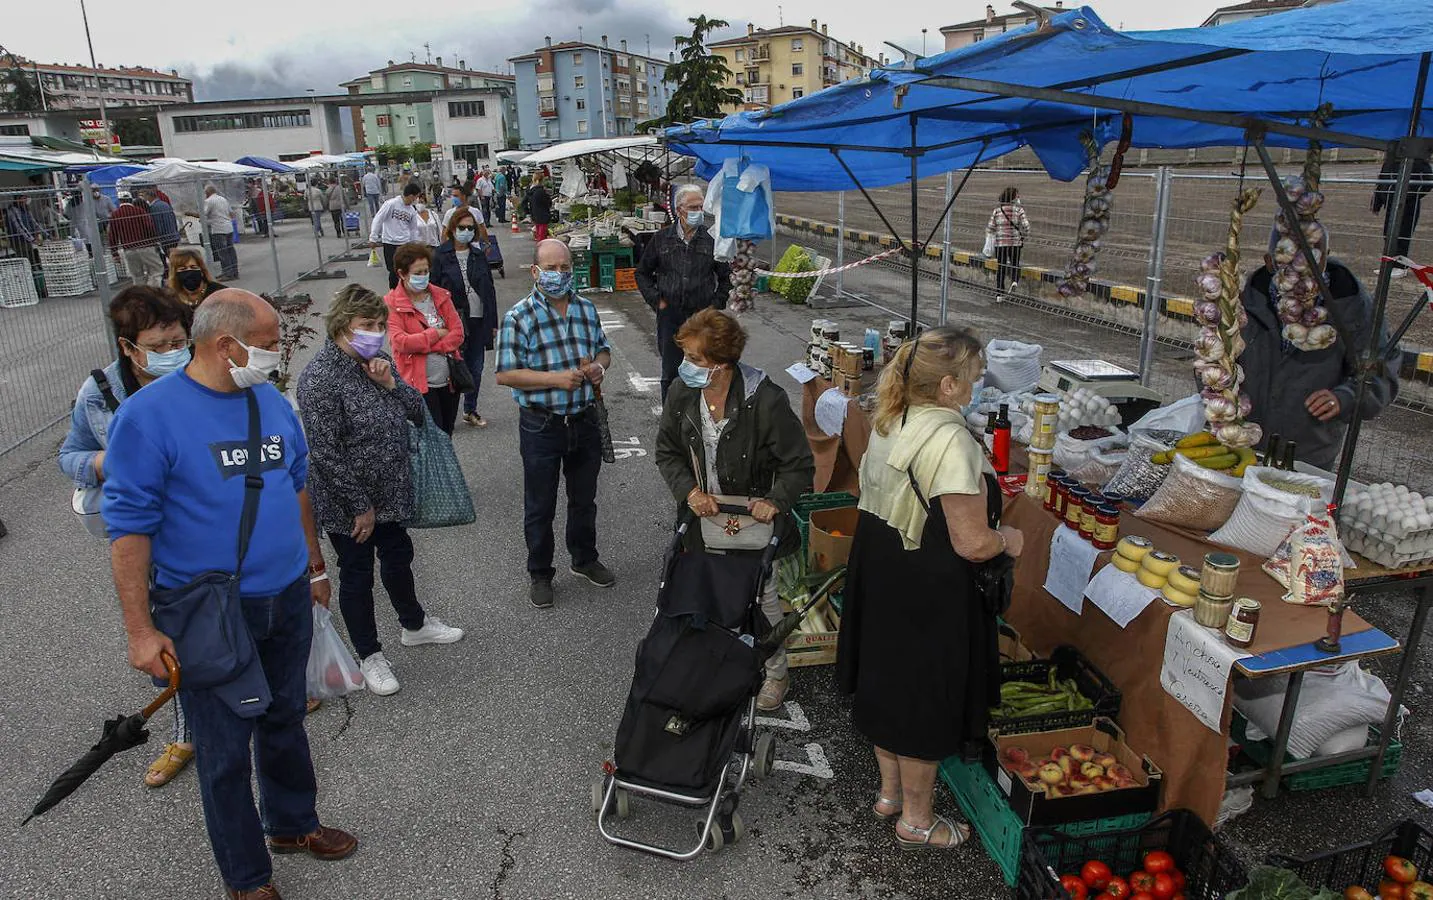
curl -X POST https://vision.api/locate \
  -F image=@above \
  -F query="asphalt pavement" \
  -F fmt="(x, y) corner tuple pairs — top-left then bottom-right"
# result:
(1, 225), (1430, 899)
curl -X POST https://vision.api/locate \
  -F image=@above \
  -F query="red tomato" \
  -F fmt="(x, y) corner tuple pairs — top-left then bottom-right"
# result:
(1386, 858), (1420, 885)
(1104, 877), (1131, 899)
(1083, 861), (1113, 891)
(1406, 883), (1433, 900)
(1061, 874), (1090, 900)
(1094, 894), (1116, 900)
(1171, 871), (1186, 892)
(1382, 880), (1407, 900)
(1129, 872), (1157, 893)
(1143, 852), (1176, 876)
(1131, 894), (1155, 900)
(1171, 895), (1186, 900)
(1151, 873), (1177, 900)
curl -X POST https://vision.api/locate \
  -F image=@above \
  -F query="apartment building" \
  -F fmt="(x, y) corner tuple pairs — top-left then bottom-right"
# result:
(509, 37), (673, 147)
(708, 20), (879, 113)
(341, 60), (517, 149)
(0, 54), (192, 110)
(1200, 0), (1337, 26)
(939, 4), (1069, 51)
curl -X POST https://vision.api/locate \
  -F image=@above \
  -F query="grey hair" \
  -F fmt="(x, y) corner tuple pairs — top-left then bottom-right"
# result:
(324, 284), (387, 340)
(673, 183), (704, 207)
(191, 292), (259, 343)
(203, 183), (217, 194)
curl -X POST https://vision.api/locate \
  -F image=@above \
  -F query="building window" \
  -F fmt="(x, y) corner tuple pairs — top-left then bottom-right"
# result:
(972, 31), (984, 42)
(736, 73), (745, 85)
(539, 96), (556, 113)
(574, 75), (585, 89)
(791, 38), (804, 51)
(0, 124), (30, 136)
(792, 63), (803, 76)
(576, 119), (588, 134)
(452, 143), (491, 165)
(792, 88), (804, 99)
(448, 100), (486, 118)
(537, 74), (554, 93)
(402, 75), (412, 87)
(376, 114), (391, 127)
(572, 52), (583, 65)
(538, 123), (550, 138)
(173, 110), (312, 132)
(407, 115), (416, 126)
(736, 49), (746, 61)
(576, 97), (587, 110)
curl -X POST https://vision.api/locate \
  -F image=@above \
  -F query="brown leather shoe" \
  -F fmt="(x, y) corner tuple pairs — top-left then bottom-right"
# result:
(225, 885), (282, 899)
(268, 825), (358, 861)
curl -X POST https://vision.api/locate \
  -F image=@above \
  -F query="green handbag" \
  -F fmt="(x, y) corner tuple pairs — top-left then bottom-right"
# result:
(405, 405), (475, 528)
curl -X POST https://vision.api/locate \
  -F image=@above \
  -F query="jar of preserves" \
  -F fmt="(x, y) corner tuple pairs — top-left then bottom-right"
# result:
(1079, 495), (1100, 540)
(1066, 487), (1091, 529)
(1225, 598), (1261, 648)
(1092, 505), (1120, 550)
(1101, 491), (1128, 509)
(1044, 469), (1065, 512)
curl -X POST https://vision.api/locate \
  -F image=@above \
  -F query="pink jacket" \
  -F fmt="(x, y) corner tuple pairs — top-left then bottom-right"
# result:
(384, 284), (465, 394)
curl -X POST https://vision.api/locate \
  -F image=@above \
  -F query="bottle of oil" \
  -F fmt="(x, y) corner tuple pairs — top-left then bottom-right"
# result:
(1281, 441), (1297, 471)
(1263, 434), (1282, 468)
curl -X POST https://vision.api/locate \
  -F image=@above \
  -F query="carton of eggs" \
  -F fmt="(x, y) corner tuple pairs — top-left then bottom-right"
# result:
(1340, 483), (1433, 569)
(1017, 387), (1121, 436)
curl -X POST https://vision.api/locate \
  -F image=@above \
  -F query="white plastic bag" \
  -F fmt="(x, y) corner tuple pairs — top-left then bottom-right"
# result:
(1235, 661), (1391, 759)
(1052, 428), (1126, 475)
(307, 605), (365, 700)
(1127, 393), (1206, 436)
(367, 249), (381, 268)
(983, 340), (1042, 393)
(982, 231), (996, 258)
(1210, 466), (1333, 558)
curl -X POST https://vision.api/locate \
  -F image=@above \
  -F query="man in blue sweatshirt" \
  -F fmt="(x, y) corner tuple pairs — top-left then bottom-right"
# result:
(103, 289), (358, 900)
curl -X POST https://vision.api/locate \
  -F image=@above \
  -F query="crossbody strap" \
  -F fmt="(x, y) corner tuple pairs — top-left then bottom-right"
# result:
(92, 369), (120, 413)
(235, 389), (263, 578)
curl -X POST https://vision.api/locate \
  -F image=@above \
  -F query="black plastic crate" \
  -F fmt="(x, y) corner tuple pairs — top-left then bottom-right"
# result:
(992, 644), (1122, 736)
(1019, 809), (1248, 900)
(1269, 820), (1433, 893)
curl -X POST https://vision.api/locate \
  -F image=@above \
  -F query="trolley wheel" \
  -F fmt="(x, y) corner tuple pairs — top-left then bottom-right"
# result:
(701, 818), (725, 853)
(753, 733), (776, 778)
(615, 788), (631, 820)
(590, 776), (606, 815)
(727, 811), (745, 845)
(498, 266), (506, 278)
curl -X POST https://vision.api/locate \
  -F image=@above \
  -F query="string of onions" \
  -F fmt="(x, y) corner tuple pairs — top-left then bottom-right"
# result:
(727, 239), (757, 313)
(1057, 133), (1113, 299)
(1193, 187), (1264, 449)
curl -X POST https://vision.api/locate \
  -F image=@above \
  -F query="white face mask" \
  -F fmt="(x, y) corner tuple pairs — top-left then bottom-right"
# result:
(226, 336), (281, 388)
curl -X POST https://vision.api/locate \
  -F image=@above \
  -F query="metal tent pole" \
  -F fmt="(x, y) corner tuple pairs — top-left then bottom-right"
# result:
(1333, 51), (1432, 511)
(263, 173), (282, 295)
(940, 171), (953, 325)
(835, 191), (845, 300)
(909, 114), (920, 329)
(82, 175), (116, 354)
(1138, 166), (1172, 386)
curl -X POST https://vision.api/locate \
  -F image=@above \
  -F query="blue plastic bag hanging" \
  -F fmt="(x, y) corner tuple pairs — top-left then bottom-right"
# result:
(709, 158), (774, 249)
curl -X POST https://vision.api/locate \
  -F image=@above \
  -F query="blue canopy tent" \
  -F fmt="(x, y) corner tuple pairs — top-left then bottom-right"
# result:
(234, 155), (294, 173)
(80, 164), (150, 201)
(666, 0), (1433, 512)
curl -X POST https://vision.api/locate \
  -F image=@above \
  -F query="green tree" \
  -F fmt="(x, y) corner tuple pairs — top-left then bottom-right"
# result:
(640, 15), (743, 130)
(1, 65), (43, 112)
(410, 143), (431, 164)
(113, 117), (160, 148)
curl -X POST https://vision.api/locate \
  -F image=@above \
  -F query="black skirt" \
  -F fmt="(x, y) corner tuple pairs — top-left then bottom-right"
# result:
(836, 492), (1000, 761)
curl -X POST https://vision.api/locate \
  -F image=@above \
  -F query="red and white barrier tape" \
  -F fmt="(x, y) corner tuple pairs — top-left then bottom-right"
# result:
(755, 245), (911, 279)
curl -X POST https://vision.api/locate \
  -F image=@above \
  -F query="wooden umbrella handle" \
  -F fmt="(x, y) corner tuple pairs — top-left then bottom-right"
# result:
(141, 651), (181, 720)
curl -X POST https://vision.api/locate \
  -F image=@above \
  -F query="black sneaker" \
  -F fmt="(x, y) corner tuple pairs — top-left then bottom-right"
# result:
(530, 577), (555, 609)
(570, 561), (616, 588)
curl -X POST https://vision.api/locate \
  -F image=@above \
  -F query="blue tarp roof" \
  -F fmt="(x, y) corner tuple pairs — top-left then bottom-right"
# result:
(234, 155), (294, 173)
(667, 0), (1433, 191)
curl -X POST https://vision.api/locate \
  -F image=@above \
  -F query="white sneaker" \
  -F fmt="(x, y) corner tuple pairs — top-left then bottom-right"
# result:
(1010, 280), (1020, 292)
(1391, 267), (1408, 279)
(400, 615), (465, 647)
(360, 652), (400, 696)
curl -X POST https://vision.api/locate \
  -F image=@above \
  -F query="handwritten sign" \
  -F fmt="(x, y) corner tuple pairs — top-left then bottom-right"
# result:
(1160, 610), (1252, 732)
(785, 362), (819, 384)
(1085, 564), (1159, 629)
(1043, 526), (1100, 614)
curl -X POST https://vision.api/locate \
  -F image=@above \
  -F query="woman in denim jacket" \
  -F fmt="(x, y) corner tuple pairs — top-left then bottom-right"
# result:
(58, 285), (197, 789)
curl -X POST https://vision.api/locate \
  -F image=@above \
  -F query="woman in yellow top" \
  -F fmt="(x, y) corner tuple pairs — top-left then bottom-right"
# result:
(836, 325), (1025, 850)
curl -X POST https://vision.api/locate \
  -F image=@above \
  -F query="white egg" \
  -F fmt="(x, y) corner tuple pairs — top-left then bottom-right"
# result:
(1404, 516), (1420, 533)
(1420, 513), (1433, 529)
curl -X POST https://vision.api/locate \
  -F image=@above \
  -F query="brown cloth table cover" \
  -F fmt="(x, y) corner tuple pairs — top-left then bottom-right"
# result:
(801, 378), (870, 496)
(1001, 492), (1372, 825)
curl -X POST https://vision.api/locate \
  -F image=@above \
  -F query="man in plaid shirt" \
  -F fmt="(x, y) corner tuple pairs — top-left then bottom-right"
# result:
(496, 239), (615, 609)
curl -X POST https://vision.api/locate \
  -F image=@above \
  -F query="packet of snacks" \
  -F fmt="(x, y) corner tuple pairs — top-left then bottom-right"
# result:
(1263, 506), (1345, 606)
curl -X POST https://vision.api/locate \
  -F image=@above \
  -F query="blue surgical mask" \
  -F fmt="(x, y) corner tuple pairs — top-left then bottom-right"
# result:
(685, 209), (704, 228)
(407, 273), (429, 292)
(456, 227), (475, 244)
(140, 345), (191, 378)
(678, 359), (714, 389)
(536, 268), (574, 296)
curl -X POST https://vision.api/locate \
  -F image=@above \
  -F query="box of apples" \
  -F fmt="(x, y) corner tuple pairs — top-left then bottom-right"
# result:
(989, 717), (1163, 826)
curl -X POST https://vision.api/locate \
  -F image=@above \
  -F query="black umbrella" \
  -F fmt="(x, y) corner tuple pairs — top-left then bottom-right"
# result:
(23, 652), (179, 825)
(758, 567), (846, 662)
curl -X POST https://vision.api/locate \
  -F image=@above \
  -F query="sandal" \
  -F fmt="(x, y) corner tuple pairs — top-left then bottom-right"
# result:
(306, 698), (322, 715)
(873, 795), (903, 820)
(144, 743), (194, 788)
(895, 815), (971, 850)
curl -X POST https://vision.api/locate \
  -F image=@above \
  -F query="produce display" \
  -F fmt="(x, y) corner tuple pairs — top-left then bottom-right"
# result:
(1149, 431), (1258, 477)
(1341, 483), (1433, 569)
(1269, 103), (1339, 353)
(1193, 186), (1263, 449)
(1228, 860), (1432, 900)
(770, 244), (820, 304)
(726, 238), (757, 312)
(1019, 387), (1123, 434)
(1058, 849), (1188, 900)
(993, 669), (1096, 720)
(997, 742), (1140, 798)
(1058, 133), (1114, 299)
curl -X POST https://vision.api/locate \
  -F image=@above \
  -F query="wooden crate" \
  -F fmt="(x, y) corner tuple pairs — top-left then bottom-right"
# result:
(784, 599), (840, 668)
(614, 267), (637, 292)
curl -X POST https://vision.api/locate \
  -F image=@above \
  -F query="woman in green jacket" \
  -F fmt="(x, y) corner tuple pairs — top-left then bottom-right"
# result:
(655, 308), (815, 710)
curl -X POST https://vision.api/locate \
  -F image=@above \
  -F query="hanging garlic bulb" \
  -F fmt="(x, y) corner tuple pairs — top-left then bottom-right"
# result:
(1271, 102), (1338, 352)
(1058, 133), (1115, 298)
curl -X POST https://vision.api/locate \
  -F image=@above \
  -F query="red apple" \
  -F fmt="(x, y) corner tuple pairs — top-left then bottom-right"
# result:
(1002, 746), (1031, 766)
(1038, 762), (1066, 785)
(1386, 858), (1420, 885)
(1015, 761), (1040, 781)
(1081, 762), (1106, 779)
(1070, 743), (1097, 762)
(1050, 746), (1072, 761)
(1343, 889), (1374, 900)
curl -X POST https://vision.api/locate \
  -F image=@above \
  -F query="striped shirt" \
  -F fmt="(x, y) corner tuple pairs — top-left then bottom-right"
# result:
(986, 202), (1031, 248)
(495, 290), (611, 414)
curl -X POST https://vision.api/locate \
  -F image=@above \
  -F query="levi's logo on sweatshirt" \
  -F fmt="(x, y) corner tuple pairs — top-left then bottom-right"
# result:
(209, 435), (288, 478)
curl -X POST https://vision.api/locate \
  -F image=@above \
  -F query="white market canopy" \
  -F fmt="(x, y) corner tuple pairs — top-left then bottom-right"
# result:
(288, 154), (366, 170)
(521, 136), (661, 165)
(494, 149), (533, 165)
(120, 160), (265, 185)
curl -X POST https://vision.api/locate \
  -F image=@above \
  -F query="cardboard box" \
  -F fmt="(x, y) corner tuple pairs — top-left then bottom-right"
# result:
(997, 622), (1035, 663)
(985, 717), (1162, 826)
(808, 506), (859, 573)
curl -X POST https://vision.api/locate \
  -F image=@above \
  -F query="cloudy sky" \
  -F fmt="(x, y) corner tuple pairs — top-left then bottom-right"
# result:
(12, 0), (1216, 101)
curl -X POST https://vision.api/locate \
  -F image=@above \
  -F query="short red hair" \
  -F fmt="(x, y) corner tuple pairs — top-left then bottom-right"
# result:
(393, 242), (433, 274)
(675, 308), (746, 365)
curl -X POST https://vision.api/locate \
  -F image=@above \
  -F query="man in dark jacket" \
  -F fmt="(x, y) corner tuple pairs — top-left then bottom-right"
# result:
(1240, 255), (1401, 471)
(142, 189), (181, 277)
(635, 184), (734, 399)
(1371, 151), (1433, 276)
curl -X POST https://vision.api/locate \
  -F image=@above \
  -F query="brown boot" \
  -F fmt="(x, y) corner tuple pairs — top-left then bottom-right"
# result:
(225, 885), (282, 899)
(268, 825), (358, 861)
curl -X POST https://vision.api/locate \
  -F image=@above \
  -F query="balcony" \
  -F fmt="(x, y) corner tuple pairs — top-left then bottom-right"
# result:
(751, 45), (770, 61)
(538, 96), (557, 118)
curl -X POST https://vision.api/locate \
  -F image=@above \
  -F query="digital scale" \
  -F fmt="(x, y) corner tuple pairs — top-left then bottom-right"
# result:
(1038, 360), (1166, 425)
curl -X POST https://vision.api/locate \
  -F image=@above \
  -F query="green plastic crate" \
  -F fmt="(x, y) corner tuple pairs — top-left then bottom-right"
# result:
(573, 269), (592, 291)
(939, 756), (1150, 886)
(793, 491), (858, 556)
(1230, 713), (1401, 792)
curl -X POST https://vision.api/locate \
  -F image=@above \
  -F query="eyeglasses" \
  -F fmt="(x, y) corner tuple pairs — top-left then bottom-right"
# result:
(125, 338), (191, 354)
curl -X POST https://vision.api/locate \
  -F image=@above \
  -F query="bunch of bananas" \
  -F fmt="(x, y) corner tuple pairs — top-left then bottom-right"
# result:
(1150, 431), (1257, 475)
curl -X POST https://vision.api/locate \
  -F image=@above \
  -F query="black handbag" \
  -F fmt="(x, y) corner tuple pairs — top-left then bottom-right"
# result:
(148, 389), (264, 691)
(446, 353), (475, 393)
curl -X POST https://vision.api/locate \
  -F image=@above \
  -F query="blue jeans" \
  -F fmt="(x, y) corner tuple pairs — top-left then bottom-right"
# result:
(310, 210), (324, 235)
(366, 193), (380, 214)
(518, 406), (602, 579)
(462, 322), (488, 414)
(182, 576), (319, 892)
